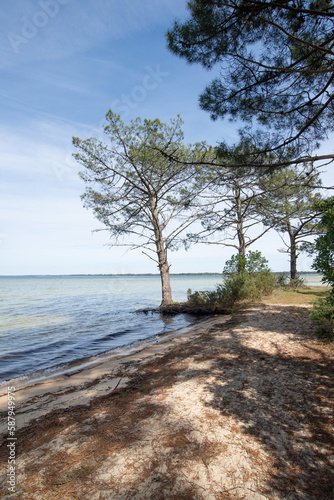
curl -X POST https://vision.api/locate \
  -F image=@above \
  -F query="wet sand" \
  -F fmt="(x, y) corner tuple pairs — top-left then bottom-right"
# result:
(0, 315), (227, 438)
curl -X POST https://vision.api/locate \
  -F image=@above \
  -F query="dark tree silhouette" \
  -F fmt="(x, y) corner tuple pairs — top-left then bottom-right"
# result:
(167, 0), (334, 166)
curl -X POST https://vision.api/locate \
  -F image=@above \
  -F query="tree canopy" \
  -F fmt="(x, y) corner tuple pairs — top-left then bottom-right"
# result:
(73, 112), (211, 306)
(167, 0), (334, 166)
(188, 163), (272, 255)
(312, 196), (334, 292)
(257, 165), (324, 278)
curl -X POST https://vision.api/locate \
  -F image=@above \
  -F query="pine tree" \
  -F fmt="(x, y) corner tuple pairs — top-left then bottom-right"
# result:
(73, 112), (211, 306)
(167, 1), (334, 166)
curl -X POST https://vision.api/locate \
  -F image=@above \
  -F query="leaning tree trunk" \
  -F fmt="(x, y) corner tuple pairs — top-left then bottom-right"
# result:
(151, 202), (173, 306)
(289, 231), (298, 280)
(159, 259), (172, 307)
(156, 242), (173, 306)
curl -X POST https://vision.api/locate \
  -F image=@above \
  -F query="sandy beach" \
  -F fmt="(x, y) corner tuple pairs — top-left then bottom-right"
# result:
(0, 317), (223, 438)
(1, 303), (334, 499)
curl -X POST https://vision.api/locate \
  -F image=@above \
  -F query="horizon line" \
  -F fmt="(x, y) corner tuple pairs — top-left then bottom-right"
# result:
(0, 271), (320, 277)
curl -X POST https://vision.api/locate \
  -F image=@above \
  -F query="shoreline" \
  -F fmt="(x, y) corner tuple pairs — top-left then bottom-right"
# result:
(0, 314), (229, 438)
(0, 317), (202, 392)
(1, 303), (333, 499)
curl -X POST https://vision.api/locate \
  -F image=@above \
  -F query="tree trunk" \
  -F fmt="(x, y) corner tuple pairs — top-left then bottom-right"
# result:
(156, 240), (172, 306)
(159, 258), (173, 306)
(150, 200), (173, 306)
(235, 187), (246, 272)
(289, 232), (298, 280)
(237, 225), (246, 258)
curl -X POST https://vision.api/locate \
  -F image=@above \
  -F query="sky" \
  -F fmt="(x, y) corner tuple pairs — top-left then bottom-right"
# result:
(0, 0), (333, 276)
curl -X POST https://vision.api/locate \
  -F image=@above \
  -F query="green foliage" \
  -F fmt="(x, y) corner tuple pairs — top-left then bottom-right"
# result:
(257, 165), (323, 279)
(167, 1), (334, 160)
(310, 298), (334, 340)
(73, 111), (213, 306)
(312, 197), (334, 293)
(223, 251), (271, 275)
(275, 274), (305, 290)
(275, 273), (289, 287)
(223, 251), (276, 302)
(187, 251), (275, 310)
(187, 286), (227, 308)
(310, 197), (334, 338)
(286, 277), (305, 290)
(187, 280), (243, 310)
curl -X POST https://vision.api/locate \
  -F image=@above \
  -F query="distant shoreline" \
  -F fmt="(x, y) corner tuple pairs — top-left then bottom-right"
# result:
(0, 271), (323, 278)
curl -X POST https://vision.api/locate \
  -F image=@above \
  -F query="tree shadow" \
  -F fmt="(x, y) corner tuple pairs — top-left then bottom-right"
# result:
(202, 307), (334, 499)
(295, 289), (329, 299)
(1, 306), (333, 499)
(0, 339), (221, 499)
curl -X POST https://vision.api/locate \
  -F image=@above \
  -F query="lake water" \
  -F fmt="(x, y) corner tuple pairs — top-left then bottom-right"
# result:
(0, 273), (325, 386)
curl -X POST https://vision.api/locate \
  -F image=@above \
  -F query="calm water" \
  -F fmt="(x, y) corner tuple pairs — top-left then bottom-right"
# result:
(0, 275), (223, 386)
(0, 274), (325, 386)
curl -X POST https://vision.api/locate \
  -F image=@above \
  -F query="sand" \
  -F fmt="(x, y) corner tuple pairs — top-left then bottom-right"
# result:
(0, 304), (333, 499)
(0, 317), (225, 438)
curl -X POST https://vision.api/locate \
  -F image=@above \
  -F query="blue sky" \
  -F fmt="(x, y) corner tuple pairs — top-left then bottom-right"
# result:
(0, 0), (333, 275)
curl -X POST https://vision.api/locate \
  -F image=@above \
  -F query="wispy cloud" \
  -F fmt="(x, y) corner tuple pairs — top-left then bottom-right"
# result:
(0, 120), (82, 187)
(1, 1), (321, 275)
(0, 0), (186, 67)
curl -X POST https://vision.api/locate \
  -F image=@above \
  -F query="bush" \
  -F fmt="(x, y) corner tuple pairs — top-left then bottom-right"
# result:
(187, 251), (276, 311)
(259, 270), (277, 295)
(187, 285), (229, 309)
(310, 296), (334, 340)
(223, 251), (275, 302)
(312, 197), (334, 292)
(275, 274), (305, 289)
(275, 273), (289, 287)
(224, 269), (275, 302)
(288, 276), (305, 290)
(223, 251), (271, 275)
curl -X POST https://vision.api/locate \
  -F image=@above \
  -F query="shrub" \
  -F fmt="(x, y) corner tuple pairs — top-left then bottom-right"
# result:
(187, 251), (275, 311)
(187, 286), (228, 309)
(259, 270), (277, 295)
(223, 251), (275, 301)
(309, 296), (334, 340)
(224, 269), (275, 302)
(312, 196), (334, 303)
(187, 289), (211, 307)
(287, 276), (305, 290)
(275, 273), (289, 287)
(223, 250), (271, 275)
(275, 274), (305, 290)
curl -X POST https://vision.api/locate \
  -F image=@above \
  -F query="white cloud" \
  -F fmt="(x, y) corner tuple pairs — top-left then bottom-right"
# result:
(0, 119), (92, 186)
(0, 115), (321, 275)
(0, 0), (330, 276)
(0, 0), (187, 67)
